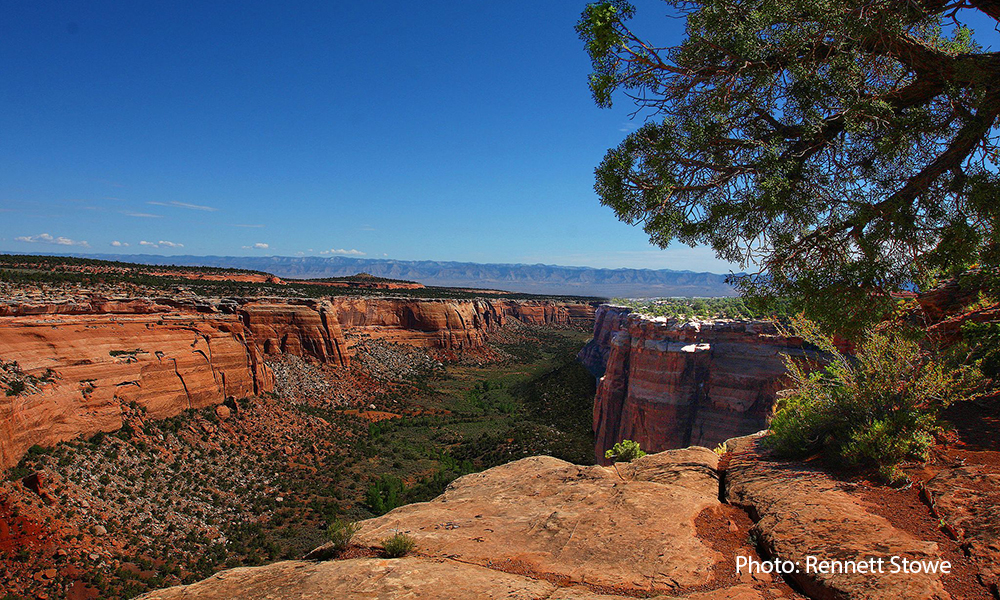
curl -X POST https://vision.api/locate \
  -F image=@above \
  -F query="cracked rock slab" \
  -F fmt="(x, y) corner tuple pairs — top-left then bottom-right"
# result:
(923, 465), (1000, 595)
(135, 557), (558, 599)
(725, 434), (950, 600)
(356, 451), (723, 593)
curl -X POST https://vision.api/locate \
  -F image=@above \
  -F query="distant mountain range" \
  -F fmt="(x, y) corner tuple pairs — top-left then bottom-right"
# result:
(79, 254), (738, 298)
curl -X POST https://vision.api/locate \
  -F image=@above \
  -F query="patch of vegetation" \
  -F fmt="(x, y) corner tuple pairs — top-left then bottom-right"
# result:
(604, 439), (646, 463)
(766, 317), (985, 482)
(325, 519), (360, 557)
(381, 532), (416, 558)
(611, 297), (794, 321)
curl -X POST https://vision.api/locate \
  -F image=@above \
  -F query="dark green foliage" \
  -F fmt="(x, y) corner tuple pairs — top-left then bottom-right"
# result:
(365, 475), (406, 516)
(766, 318), (985, 482)
(960, 320), (1000, 382)
(604, 439), (646, 463)
(381, 532), (416, 558)
(578, 1), (1000, 335)
(5, 380), (25, 396)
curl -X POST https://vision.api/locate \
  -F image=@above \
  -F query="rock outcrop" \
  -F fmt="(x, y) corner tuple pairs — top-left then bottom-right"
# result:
(581, 305), (817, 463)
(500, 300), (596, 327)
(726, 433), (951, 600)
(329, 298), (507, 350)
(923, 466), (1000, 596)
(240, 301), (350, 367)
(138, 443), (962, 600)
(354, 450), (722, 592)
(0, 305), (273, 469)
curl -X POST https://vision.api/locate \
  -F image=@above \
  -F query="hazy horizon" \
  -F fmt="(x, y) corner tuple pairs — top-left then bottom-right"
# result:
(0, 0), (743, 274)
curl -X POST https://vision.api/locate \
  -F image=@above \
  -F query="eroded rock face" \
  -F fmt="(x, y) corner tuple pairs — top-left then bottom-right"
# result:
(0, 307), (273, 469)
(500, 300), (597, 327)
(726, 434), (950, 600)
(330, 298), (506, 350)
(581, 305), (817, 463)
(0, 296), (594, 469)
(240, 301), (350, 367)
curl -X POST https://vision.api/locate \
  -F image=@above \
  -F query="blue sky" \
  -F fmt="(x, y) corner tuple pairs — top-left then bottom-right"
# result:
(2, 2), (997, 274)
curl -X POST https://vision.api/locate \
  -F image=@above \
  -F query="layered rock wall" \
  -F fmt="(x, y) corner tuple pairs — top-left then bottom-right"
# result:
(0, 304), (273, 469)
(581, 305), (816, 463)
(240, 301), (350, 367)
(1, 296), (595, 468)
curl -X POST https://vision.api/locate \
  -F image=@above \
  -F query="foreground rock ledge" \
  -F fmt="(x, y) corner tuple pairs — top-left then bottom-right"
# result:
(355, 450), (722, 592)
(137, 557), (765, 600)
(138, 443), (958, 600)
(726, 434), (950, 600)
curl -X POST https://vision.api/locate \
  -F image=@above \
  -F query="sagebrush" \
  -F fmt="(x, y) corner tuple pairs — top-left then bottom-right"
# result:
(766, 317), (984, 482)
(381, 532), (416, 558)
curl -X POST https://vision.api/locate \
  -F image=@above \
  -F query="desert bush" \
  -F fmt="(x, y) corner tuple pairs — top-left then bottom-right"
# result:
(325, 519), (360, 556)
(960, 320), (1000, 382)
(381, 532), (416, 558)
(604, 439), (646, 463)
(767, 317), (984, 482)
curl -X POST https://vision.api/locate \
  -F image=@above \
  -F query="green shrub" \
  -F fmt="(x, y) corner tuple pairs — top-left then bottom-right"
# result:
(325, 519), (360, 556)
(767, 317), (984, 482)
(960, 320), (1000, 382)
(381, 532), (416, 558)
(5, 379), (25, 396)
(365, 475), (406, 515)
(604, 439), (646, 462)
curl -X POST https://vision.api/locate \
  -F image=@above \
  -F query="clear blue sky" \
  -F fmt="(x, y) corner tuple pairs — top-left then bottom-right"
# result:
(2, 2), (997, 274)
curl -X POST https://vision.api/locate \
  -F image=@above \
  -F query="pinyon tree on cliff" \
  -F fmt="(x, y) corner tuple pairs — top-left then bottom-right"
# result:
(578, 0), (1000, 331)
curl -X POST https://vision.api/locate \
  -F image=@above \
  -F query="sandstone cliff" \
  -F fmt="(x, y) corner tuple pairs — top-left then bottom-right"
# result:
(0, 296), (595, 469)
(240, 301), (350, 367)
(580, 305), (816, 463)
(0, 301), (273, 469)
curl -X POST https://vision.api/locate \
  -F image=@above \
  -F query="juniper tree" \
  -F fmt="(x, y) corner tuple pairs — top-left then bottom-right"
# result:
(578, 0), (1000, 332)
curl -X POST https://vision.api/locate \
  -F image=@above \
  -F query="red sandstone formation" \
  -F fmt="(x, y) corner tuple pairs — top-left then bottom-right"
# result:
(0, 296), (595, 469)
(580, 305), (816, 463)
(148, 271), (285, 284)
(0, 303), (273, 469)
(498, 299), (595, 327)
(240, 301), (350, 367)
